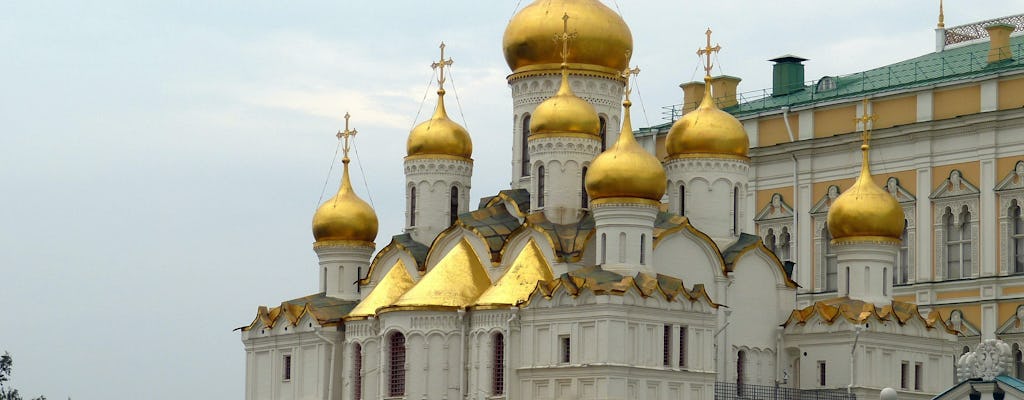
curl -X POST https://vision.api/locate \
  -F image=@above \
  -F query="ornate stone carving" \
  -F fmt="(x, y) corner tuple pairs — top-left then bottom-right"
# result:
(956, 339), (1012, 381)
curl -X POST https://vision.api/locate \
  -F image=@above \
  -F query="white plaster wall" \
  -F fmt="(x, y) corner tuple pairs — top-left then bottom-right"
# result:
(529, 135), (601, 224)
(592, 202), (658, 275)
(315, 244), (374, 301)
(404, 157), (472, 245)
(652, 232), (723, 299)
(666, 157), (749, 247)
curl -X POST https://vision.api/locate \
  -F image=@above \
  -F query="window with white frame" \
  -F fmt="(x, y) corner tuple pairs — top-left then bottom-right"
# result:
(931, 169), (980, 280)
(389, 332), (406, 397)
(944, 206), (973, 280)
(822, 223), (837, 292)
(997, 161), (1024, 275)
(1010, 200), (1024, 274)
(778, 227), (791, 261)
(895, 219), (910, 285)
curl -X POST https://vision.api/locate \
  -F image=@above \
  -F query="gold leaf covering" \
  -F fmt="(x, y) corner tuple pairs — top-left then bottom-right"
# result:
(346, 259), (416, 319)
(388, 239), (491, 310)
(783, 297), (956, 334)
(474, 240), (555, 308)
(665, 77), (749, 160)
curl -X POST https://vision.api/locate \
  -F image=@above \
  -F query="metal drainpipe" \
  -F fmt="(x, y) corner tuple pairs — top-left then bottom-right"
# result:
(781, 106), (799, 295)
(849, 324), (864, 394)
(314, 329), (337, 400)
(505, 307), (519, 399)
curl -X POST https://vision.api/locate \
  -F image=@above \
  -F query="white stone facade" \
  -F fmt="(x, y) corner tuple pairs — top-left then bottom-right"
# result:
(666, 156), (750, 248)
(403, 157), (472, 245)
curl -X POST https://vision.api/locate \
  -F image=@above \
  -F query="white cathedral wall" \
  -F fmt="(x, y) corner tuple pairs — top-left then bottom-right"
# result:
(652, 232), (723, 299)
(529, 136), (600, 224)
(665, 157), (749, 247)
(243, 328), (337, 400)
(404, 157), (472, 245)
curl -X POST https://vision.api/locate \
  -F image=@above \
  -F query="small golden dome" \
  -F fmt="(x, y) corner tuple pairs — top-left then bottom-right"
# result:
(406, 89), (473, 160)
(666, 78), (749, 159)
(530, 66), (600, 136)
(585, 98), (666, 201)
(503, 0), (632, 74)
(827, 144), (904, 241)
(312, 159), (379, 244)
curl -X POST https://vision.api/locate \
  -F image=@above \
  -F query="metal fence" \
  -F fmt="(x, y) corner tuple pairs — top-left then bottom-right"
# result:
(714, 382), (856, 400)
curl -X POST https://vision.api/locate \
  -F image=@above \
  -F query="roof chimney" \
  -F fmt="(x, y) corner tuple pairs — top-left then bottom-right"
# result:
(710, 75), (741, 108)
(679, 81), (705, 113)
(769, 55), (808, 97)
(986, 23), (1014, 63)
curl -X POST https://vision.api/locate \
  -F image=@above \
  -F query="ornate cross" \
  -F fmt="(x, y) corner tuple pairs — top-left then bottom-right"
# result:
(555, 13), (578, 63)
(621, 66), (640, 102)
(854, 98), (877, 147)
(431, 42), (454, 90)
(697, 28), (721, 77)
(336, 112), (358, 160)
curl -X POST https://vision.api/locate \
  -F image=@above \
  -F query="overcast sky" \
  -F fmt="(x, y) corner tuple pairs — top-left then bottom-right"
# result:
(3, 1), (1023, 399)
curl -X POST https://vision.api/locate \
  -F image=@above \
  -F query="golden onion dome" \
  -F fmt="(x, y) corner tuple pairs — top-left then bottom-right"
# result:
(529, 65), (600, 137)
(826, 142), (904, 241)
(585, 98), (666, 202)
(503, 0), (632, 75)
(666, 77), (749, 159)
(406, 89), (473, 160)
(312, 158), (379, 244)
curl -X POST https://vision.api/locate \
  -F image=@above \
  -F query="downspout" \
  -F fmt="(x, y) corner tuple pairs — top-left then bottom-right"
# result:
(314, 329), (338, 400)
(458, 308), (467, 400)
(505, 307), (519, 399)
(849, 324), (864, 394)
(714, 309), (733, 378)
(781, 106), (799, 297)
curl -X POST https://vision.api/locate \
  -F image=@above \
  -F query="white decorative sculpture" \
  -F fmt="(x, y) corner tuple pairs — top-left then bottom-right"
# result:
(957, 339), (1013, 381)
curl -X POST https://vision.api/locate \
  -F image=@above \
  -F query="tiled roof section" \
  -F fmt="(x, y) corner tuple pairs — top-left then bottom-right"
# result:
(479, 189), (531, 216)
(653, 212), (688, 237)
(390, 233), (429, 269)
(458, 202), (523, 263)
(531, 265), (718, 307)
(783, 297), (955, 333)
(722, 233), (763, 269)
(524, 211), (595, 262)
(239, 292), (358, 331)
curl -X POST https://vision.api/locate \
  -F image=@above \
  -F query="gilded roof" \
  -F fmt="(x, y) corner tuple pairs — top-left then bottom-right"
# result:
(387, 239), (492, 310)
(474, 240), (555, 308)
(346, 259), (416, 320)
(239, 292), (358, 331)
(783, 297), (956, 334)
(530, 265), (718, 307)
(457, 202), (523, 263)
(721, 233), (798, 288)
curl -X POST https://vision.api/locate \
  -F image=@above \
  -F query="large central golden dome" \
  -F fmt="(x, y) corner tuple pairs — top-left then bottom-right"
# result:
(666, 78), (749, 159)
(827, 143), (904, 242)
(503, 0), (632, 75)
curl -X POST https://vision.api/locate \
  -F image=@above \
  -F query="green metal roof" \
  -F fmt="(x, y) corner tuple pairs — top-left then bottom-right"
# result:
(637, 34), (1024, 137)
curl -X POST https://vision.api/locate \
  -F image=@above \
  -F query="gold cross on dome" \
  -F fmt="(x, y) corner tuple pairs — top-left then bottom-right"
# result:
(336, 112), (358, 160)
(554, 13), (578, 63)
(697, 28), (721, 77)
(431, 42), (454, 90)
(854, 98), (878, 147)
(621, 66), (640, 101)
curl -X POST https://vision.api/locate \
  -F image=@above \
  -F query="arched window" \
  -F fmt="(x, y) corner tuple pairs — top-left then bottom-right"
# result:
(353, 343), (363, 400)
(493, 333), (505, 395)
(537, 165), (546, 208)
(765, 228), (777, 254)
(1012, 201), (1024, 273)
(640, 234), (647, 265)
(896, 219), (909, 284)
(1014, 343), (1023, 379)
(946, 206), (973, 279)
(733, 187), (740, 235)
(737, 350), (746, 395)
(679, 184), (686, 215)
(388, 332), (406, 397)
(409, 186), (417, 226)
(521, 114), (531, 177)
(779, 227), (791, 261)
(581, 167), (589, 208)
(599, 116), (607, 152)
(882, 267), (888, 296)
(618, 232), (627, 263)
(450, 186), (459, 225)
(600, 233), (607, 264)
(823, 224), (838, 291)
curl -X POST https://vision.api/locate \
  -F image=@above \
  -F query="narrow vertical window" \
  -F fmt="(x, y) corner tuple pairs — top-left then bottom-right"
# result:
(354, 344), (363, 400)
(737, 351), (746, 394)
(560, 336), (571, 363)
(679, 327), (688, 368)
(883, 267), (888, 296)
(663, 325), (672, 367)
(946, 206), (973, 279)
(450, 185), (459, 225)
(618, 232), (626, 263)
(960, 206), (973, 277)
(818, 361), (826, 386)
(733, 186), (740, 235)
(282, 354), (292, 381)
(640, 234), (647, 265)
(1014, 343), (1024, 379)
(779, 227), (791, 261)
(599, 116), (607, 152)
(896, 219), (909, 284)
(493, 333), (505, 395)
(600, 233), (607, 264)
(522, 114), (531, 177)
(389, 332), (406, 397)
(679, 184), (686, 215)
(765, 228), (777, 254)
(1012, 201), (1024, 273)
(409, 186), (417, 226)
(900, 361), (909, 389)
(914, 362), (923, 391)
(823, 224), (837, 291)
(581, 167), (589, 208)
(537, 166), (545, 208)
